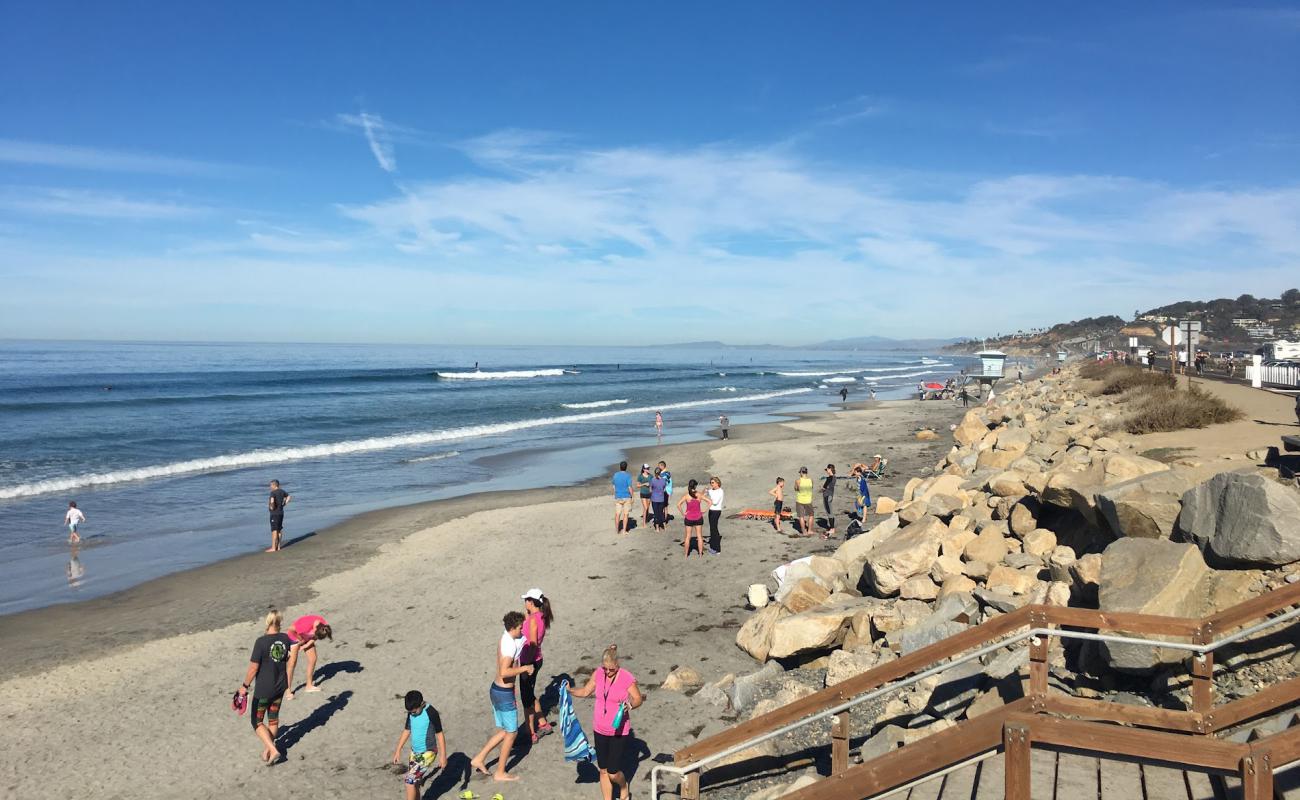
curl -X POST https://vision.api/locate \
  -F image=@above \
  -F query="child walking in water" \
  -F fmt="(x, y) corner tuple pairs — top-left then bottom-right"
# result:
(64, 501), (84, 544)
(768, 478), (785, 534)
(677, 479), (706, 557)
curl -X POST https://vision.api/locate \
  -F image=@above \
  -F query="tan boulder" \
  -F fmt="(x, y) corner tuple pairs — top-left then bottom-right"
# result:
(1047, 545), (1077, 583)
(825, 648), (885, 687)
(1070, 553), (1102, 587)
(941, 529), (977, 558)
(778, 578), (831, 613)
(768, 605), (858, 658)
(977, 449), (1020, 470)
(1102, 453), (1169, 485)
(987, 471), (1028, 498)
(1099, 539), (1211, 671)
(899, 575), (940, 600)
(954, 410), (991, 447)
(962, 559), (992, 580)
(662, 666), (704, 692)
(948, 514), (975, 533)
(864, 515), (946, 596)
(736, 603), (787, 661)
(930, 554), (965, 583)
(1023, 529), (1057, 558)
(940, 575), (978, 597)
(986, 565), (1037, 595)
(916, 474), (965, 504)
(832, 514), (899, 573)
(902, 477), (923, 503)
(874, 496), (898, 515)
(916, 429), (939, 441)
(1009, 503), (1037, 537)
(963, 527), (1012, 564)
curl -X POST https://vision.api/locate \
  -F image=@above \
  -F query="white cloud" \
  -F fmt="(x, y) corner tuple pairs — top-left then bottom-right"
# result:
(336, 112), (397, 173)
(0, 186), (204, 220)
(0, 139), (232, 176)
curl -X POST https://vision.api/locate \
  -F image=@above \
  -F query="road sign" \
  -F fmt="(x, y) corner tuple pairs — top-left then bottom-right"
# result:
(1161, 326), (1184, 347)
(1179, 321), (1203, 332)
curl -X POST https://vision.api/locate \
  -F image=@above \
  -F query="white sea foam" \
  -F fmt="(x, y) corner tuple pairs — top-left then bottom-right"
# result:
(0, 388), (813, 500)
(717, 372), (726, 377)
(776, 363), (951, 377)
(561, 399), (629, 409)
(858, 368), (942, 382)
(712, 386), (738, 392)
(436, 368), (566, 380)
(823, 376), (856, 383)
(404, 450), (460, 463)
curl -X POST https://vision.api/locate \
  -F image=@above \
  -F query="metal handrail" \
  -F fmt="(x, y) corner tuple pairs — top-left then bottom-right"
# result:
(649, 602), (1300, 800)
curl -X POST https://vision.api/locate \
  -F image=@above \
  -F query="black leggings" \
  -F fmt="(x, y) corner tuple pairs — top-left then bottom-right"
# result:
(822, 491), (834, 516)
(652, 501), (666, 528)
(708, 509), (722, 553)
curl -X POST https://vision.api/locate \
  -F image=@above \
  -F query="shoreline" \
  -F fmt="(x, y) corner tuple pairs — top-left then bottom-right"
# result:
(0, 395), (967, 800)
(0, 399), (909, 677)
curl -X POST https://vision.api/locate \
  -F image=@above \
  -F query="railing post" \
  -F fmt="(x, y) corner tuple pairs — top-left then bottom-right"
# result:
(1191, 623), (1215, 732)
(831, 711), (850, 774)
(681, 772), (700, 800)
(1029, 609), (1049, 696)
(1004, 722), (1032, 800)
(1241, 751), (1273, 800)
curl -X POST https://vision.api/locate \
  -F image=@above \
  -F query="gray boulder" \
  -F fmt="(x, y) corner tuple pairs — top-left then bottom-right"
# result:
(1178, 472), (1300, 565)
(1099, 539), (1210, 672)
(1095, 469), (1197, 541)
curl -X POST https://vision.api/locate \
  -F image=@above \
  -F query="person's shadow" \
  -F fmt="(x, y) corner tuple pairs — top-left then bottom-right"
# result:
(277, 690), (352, 754)
(420, 752), (472, 799)
(314, 659), (363, 687)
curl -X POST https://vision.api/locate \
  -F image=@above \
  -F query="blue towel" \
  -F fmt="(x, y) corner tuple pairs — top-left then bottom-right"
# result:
(559, 680), (595, 763)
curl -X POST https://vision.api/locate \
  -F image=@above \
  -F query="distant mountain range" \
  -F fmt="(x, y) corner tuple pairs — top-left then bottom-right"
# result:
(652, 336), (964, 351)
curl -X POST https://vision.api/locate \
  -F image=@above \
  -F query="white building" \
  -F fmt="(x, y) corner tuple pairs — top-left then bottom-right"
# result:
(1264, 340), (1300, 361)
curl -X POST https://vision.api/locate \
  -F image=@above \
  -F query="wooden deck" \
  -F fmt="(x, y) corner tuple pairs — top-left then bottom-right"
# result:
(902, 749), (1219, 800)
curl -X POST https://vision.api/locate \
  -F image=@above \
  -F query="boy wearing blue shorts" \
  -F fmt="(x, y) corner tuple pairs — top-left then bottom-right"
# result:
(391, 690), (447, 799)
(471, 611), (533, 782)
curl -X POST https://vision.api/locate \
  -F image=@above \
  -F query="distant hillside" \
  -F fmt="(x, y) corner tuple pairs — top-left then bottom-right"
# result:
(814, 335), (964, 351)
(945, 289), (1300, 355)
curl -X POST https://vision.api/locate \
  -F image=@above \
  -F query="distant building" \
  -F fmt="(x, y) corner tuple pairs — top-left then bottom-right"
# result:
(1264, 340), (1300, 361)
(1244, 325), (1275, 340)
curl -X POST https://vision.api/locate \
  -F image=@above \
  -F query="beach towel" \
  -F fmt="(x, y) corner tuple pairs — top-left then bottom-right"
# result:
(558, 681), (595, 763)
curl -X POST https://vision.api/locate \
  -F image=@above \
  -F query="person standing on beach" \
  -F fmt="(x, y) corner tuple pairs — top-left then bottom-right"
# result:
(839, 387), (848, 403)
(283, 614), (332, 700)
(567, 644), (643, 800)
(769, 477), (785, 533)
(658, 460), (673, 520)
(821, 464), (837, 539)
(519, 588), (555, 744)
(471, 611), (534, 782)
(235, 610), (293, 765)
(959, 387), (970, 408)
(677, 479), (706, 557)
(636, 464), (653, 524)
(794, 467), (815, 536)
(266, 479), (291, 553)
(64, 501), (84, 545)
(706, 477), (724, 555)
(869, 387), (876, 401)
(718, 414), (729, 440)
(654, 411), (663, 438)
(649, 467), (668, 531)
(391, 690), (447, 800)
(611, 461), (633, 535)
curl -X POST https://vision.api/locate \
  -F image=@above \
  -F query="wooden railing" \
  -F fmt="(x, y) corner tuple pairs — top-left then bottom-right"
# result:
(661, 580), (1300, 800)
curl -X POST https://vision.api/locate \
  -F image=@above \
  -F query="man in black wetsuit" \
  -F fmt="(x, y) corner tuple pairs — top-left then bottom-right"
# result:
(267, 479), (291, 553)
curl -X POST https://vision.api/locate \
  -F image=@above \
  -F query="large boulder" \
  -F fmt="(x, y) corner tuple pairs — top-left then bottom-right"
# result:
(1102, 453), (1169, 485)
(963, 527), (1011, 564)
(916, 475), (966, 504)
(833, 514), (900, 572)
(768, 604), (859, 658)
(737, 604), (787, 662)
(1098, 539), (1211, 672)
(1095, 470), (1197, 541)
(863, 515), (946, 596)
(777, 578), (831, 613)
(954, 410), (991, 447)
(1178, 472), (1300, 566)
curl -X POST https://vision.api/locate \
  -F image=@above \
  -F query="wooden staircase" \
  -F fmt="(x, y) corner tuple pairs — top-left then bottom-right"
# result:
(656, 582), (1300, 800)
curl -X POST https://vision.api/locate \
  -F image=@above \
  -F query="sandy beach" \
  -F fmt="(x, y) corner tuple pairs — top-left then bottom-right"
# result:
(0, 397), (966, 800)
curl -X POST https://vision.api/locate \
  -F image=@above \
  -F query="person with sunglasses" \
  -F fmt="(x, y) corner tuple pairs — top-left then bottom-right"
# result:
(568, 644), (643, 800)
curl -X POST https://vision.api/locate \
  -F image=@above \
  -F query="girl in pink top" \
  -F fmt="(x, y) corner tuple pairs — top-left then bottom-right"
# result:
(676, 479), (706, 558)
(569, 645), (643, 800)
(519, 588), (555, 743)
(284, 614), (332, 700)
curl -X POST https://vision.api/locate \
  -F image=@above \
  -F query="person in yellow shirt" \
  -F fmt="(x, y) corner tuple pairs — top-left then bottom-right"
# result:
(794, 467), (815, 536)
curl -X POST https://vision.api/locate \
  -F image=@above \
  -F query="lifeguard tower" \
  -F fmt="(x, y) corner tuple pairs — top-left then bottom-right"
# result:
(971, 350), (1007, 396)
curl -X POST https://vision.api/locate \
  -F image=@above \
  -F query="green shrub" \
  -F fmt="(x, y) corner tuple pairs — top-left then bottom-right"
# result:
(1123, 386), (1244, 434)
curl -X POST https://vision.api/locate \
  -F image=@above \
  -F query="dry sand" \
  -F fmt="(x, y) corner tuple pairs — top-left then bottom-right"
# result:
(0, 399), (965, 800)
(1131, 376), (1298, 460)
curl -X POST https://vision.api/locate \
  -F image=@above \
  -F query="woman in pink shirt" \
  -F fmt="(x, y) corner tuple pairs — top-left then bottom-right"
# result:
(676, 479), (706, 558)
(283, 614), (332, 700)
(519, 588), (555, 743)
(569, 644), (643, 800)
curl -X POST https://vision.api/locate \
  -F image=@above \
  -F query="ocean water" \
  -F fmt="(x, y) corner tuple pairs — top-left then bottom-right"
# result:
(0, 340), (969, 613)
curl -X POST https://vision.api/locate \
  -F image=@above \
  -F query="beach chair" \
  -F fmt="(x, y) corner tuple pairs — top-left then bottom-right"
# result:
(862, 458), (888, 480)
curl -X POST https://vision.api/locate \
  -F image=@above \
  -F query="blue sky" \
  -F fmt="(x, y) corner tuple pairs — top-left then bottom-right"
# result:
(2, 2), (1298, 345)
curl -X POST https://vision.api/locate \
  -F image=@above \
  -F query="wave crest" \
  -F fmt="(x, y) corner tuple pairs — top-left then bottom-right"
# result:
(435, 369), (566, 380)
(561, 399), (629, 409)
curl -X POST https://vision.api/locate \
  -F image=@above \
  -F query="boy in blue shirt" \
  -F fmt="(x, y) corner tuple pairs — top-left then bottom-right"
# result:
(391, 690), (447, 799)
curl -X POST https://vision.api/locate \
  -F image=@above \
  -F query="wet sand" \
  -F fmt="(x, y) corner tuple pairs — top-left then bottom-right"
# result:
(0, 399), (965, 800)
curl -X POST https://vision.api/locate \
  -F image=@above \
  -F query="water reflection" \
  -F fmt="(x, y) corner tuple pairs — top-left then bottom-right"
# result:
(67, 546), (85, 589)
